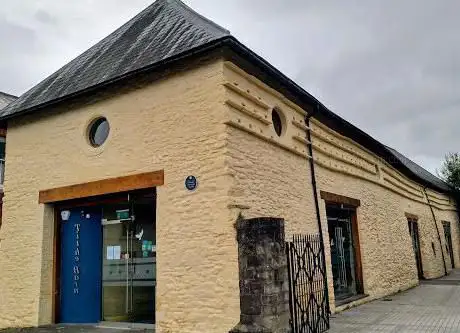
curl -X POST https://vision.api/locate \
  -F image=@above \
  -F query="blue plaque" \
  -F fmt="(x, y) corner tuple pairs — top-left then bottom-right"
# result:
(185, 175), (198, 191)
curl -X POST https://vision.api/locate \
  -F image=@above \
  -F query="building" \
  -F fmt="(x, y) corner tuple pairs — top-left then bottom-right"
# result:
(0, 92), (17, 225)
(0, 1), (457, 332)
(0, 92), (17, 110)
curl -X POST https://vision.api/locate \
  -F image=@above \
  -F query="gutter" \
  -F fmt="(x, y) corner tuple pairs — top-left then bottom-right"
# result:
(423, 187), (448, 276)
(305, 103), (330, 315)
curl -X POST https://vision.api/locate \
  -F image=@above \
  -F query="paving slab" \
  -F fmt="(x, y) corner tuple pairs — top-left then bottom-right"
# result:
(0, 325), (153, 333)
(329, 271), (460, 332)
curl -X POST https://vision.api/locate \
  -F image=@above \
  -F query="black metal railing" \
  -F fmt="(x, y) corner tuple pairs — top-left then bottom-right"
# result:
(286, 234), (329, 333)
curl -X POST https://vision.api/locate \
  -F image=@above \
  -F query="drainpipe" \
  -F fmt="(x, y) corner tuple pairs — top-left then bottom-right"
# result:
(305, 104), (330, 314)
(423, 187), (447, 276)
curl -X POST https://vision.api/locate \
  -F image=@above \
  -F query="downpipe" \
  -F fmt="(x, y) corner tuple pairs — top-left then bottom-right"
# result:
(423, 187), (448, 277)
(305, 104), (330, 316)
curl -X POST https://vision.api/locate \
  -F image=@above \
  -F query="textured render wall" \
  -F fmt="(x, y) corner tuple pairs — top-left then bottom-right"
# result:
(223, 61), (459, 312)
(223, 63), (318, 237)
(0, 60), (241, 333)
(317, 166), (419, 308)
(425, 189), (460, 275)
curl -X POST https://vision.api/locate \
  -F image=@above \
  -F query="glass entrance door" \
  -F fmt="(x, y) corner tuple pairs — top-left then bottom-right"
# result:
(326, 204), (361, 301)
(443, 221), (455, 269)
(407, 219), (423, 279)
(101, 192), (156, 324)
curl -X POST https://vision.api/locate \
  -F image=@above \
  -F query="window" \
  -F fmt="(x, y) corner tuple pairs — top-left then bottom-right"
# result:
(271, 108), (284, 137)
(88, 117), (110, 147)
(0, 136), (5, 185)
(442, 221), (455, 269)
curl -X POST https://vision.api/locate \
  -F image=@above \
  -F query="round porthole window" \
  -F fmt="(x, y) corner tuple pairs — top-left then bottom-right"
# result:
(88, 117), (110, 147)
(272, 108), (284, 137)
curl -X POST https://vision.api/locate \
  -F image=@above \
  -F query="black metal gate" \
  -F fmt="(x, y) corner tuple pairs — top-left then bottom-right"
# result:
(286, 234), (330, 333)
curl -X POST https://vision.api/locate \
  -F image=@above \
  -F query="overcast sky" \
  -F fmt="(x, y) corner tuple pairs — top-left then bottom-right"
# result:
(0, 0), (458, 174)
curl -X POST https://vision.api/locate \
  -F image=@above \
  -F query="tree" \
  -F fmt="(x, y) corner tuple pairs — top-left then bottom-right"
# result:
(438, 153), (460, 190)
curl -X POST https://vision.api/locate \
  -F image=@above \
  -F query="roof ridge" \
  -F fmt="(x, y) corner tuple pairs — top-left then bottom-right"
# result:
(170, 0), (230, 36)
(0, 3), (157, 115)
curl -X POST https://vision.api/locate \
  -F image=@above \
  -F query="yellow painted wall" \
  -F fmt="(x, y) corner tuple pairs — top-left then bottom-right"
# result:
(223, 61), (459, 312)
(0, 59), (240, 333)
(0, 55), (458, 332)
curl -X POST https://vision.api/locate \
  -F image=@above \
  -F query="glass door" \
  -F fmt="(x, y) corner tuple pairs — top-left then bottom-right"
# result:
(408, 219), (423, 279)
(443, 221), (455, 269)
(326, 204), (361, 301)
(101, 192), (156, 324)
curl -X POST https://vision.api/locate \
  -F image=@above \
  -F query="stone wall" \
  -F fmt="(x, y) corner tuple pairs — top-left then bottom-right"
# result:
(230, 217), (289, 333)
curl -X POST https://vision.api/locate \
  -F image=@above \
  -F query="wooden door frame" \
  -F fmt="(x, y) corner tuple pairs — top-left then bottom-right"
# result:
(52, 207), (61, 324)
(350, 211), (364, 294)
(49, 170), (163, 323)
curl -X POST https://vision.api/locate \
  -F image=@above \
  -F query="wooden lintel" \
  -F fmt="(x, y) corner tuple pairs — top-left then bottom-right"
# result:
(405, 212), (419, 221)
(320, 190), (361, 207)
(39, 170), (164, 204)
(0, 128), (7, 137)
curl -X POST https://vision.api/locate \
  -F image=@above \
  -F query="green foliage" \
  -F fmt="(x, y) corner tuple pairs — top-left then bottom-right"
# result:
(438, 153), (460, 190)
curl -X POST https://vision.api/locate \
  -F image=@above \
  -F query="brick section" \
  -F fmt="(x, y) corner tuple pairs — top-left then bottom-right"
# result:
(230, 217), (290, 333)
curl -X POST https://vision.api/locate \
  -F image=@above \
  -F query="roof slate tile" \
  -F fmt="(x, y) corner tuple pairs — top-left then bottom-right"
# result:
(0, 0), (229, 118)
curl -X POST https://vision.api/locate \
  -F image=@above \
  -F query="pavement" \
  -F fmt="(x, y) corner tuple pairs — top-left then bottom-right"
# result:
(329, 269), (460, 332)
(0, 325), (153, 333)
(2, 271), (460, 333)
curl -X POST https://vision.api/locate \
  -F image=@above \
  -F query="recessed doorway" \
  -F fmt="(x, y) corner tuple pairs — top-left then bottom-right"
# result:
(101, 191), (156, 324)
(407, 217), (423, 279)
(326, 203), (363, 303)
(443, 221), (455, 269)
(56, 189), (156, 325)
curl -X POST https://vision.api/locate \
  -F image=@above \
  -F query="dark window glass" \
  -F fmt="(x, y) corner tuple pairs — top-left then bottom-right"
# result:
(89, 117), (110, 147)
(272, 108), (283, 136)
(0, 140), (5, 160)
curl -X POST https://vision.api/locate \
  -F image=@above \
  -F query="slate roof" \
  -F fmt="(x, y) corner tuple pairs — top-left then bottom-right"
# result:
(0, 92), (17, 111)
(0, 0), (451, 193)
(385, 146), (451, 192)
(0, 0), (229, 118)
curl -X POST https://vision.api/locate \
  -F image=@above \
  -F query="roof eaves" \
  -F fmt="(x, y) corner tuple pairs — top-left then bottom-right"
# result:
(0, 92), (18, 100)
(1, 31), (448, 194)
(0, 36), (231, 122)
(384, 145), (452, 193)
(221, 38), (452, 194)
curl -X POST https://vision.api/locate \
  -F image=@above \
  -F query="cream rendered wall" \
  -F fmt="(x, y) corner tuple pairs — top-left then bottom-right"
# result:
(223, 61), (459, 312)
(223, 69), (318, 237)
(0, 54), (457, 332)
(0, 59), (241, 333)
